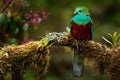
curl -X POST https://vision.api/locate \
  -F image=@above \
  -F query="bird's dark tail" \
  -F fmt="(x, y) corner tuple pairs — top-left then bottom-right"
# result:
(73, 48), (84, 77)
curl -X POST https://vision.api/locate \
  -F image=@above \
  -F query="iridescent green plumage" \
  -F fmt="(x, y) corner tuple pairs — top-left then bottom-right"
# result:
(69, 7), (94, 36)
(72, 7), (90, 24)
(69, 7), (94, 77)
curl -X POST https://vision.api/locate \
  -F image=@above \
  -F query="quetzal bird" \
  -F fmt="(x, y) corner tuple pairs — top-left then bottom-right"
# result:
(67, 7), (94, 77)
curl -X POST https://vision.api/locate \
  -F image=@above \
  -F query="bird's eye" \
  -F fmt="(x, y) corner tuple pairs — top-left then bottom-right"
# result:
(79, 10), (81, 12)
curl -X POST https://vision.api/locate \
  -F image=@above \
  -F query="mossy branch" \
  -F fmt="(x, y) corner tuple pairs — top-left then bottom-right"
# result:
(0, 32), (120, 80)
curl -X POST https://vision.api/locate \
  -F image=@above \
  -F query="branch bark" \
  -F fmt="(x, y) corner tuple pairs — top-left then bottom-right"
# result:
(0, 32), (119, 80)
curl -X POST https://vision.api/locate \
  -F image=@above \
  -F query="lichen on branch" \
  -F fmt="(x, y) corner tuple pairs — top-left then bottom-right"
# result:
(0, 32), (119, 80)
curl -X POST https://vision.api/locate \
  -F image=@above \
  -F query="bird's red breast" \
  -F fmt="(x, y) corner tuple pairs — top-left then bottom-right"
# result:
(71, 21), (92, 40)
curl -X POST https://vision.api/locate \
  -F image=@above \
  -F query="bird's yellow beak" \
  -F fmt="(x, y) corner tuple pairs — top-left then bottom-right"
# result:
(73, 12), (76, 14)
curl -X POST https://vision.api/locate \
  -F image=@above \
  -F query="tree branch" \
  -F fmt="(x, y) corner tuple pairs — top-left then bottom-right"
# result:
(0, 32), (119, 80)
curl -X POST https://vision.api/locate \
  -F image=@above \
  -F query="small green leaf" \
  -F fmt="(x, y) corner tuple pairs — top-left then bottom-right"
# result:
(116, 34), (120, 42)
(113, 32), (117, 38)
(66, 27), (71, 35)
(102, 36), (113, 47)
(108, 33), (113, 39)
(113, 32), (117, 43)
(8, 17), (20, 35)
(6, 37), (18, 45)
(0, 13), (5, 24)
(23, 31), (29, 38)
(14, 16), (22, 21)
(102, 32), (120, 47)
(14, 28), (19, 35)
(42, 38), (49, 47)
(0, 13), (9, 24)
(33, 25), (38, 30)
(23, 23), (29, 31)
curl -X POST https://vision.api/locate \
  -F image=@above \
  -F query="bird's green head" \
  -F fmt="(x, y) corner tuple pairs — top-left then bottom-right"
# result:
(74, 7), (90, 15)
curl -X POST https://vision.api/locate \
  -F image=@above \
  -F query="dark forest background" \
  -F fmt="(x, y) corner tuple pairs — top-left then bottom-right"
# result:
(0, 0), (120, 80)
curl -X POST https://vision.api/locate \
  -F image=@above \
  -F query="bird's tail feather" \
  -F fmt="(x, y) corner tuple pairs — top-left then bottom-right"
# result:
(73, 48), (84, 77)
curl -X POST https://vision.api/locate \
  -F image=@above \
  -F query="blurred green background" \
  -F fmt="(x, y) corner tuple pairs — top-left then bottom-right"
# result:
(27, 0), (120, 80)
(1, 0), (120, 80)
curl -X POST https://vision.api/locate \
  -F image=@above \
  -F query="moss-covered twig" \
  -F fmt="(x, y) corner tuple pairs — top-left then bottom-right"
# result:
(0, 32), (119, 80)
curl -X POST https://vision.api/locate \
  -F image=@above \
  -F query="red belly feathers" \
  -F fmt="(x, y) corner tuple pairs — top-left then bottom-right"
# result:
(71, 21), (92, 40)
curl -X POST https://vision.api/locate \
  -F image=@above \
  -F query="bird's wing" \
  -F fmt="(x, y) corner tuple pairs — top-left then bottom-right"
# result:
(91, 24), (94, 37)
(69, 19), (72, 29)
(88, 16), (94, 37)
